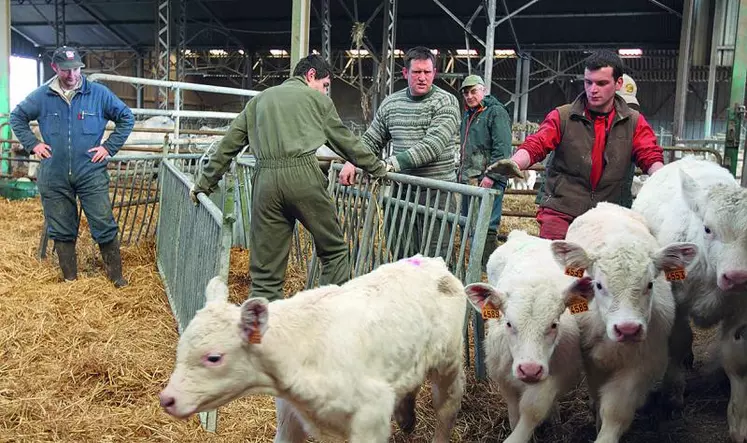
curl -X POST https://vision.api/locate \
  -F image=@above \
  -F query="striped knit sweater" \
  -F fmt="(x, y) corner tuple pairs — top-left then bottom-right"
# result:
(362, 85), (460, 182)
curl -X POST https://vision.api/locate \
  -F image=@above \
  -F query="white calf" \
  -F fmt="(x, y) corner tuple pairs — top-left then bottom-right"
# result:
(632, 157), (747, 439)
(507, 170), (537, 191)
(552, 202), (698, 443)
(159, 255), (466, 443)
(466, 230), (588, 443)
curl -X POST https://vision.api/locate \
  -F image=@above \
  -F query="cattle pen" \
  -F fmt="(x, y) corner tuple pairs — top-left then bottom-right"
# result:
(0, 136), (737, 441)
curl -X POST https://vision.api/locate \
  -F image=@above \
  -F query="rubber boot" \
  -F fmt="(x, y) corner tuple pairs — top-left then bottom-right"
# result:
(99, 237), (128, 288)
(54, 240), (77, 281)
(482, 230), (498, 268)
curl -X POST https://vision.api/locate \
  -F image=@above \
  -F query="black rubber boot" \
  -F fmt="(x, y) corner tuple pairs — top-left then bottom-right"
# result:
(99, 237), (128, 288)
(54, 240), (77, 281)
(482, 230), (498, 268)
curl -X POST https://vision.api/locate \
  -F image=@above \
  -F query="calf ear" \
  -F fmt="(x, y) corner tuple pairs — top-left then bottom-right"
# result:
(563, 276), (595, 306)
(653, 242), (699, 273)
(551, 241), (592, 272)
(679, 169), (707, 218)
(464, 283), (505, 312)
(239, 298), (269, 344)
(205, 276), (229, 304)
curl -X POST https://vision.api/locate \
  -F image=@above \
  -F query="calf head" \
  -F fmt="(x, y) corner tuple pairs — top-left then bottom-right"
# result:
(159, 277), (273, 419)
(465, 278), (593, 384)
(680, 170), (747, 292)
(551, 240), (698, 343)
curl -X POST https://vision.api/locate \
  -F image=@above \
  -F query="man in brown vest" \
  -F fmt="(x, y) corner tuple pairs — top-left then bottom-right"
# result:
(489, 50), (664, 239)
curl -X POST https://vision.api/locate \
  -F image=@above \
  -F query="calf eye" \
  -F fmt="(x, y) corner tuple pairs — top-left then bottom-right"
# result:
(506, 322), (512, 329)
(551, 323), (558, 330)
(704, 226), (712, 234)
(206, 355), (222, 364)
(647, 282), (653, 290)
(595, 282), (603, 291)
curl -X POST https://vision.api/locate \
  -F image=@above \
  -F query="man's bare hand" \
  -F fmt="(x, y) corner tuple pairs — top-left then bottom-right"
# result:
(338, 161), (358, 186)
(485, 159), (524, 179)
(32, 143), (52, 159)
(479, 177), (494, 188)
(88, 146), (109, 163)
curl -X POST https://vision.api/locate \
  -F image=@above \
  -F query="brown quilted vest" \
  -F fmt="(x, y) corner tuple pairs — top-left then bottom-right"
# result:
(538, 94), (640, 217)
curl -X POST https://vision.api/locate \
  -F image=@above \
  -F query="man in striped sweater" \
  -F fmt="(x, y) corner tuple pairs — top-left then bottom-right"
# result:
(339, 46), (461, 259)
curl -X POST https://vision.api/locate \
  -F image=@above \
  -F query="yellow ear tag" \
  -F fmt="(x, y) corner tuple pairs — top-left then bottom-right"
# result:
(565, 267), (585, 278)
(665, 267), (686, 281)
(248, 319), (262, 344)
(481, 302), (502, 320)
(568, 295), (589, 315)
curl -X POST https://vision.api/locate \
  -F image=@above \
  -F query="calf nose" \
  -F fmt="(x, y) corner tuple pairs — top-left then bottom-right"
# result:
(721, 270), (747, 290)
(159, 392), (175, 409)
(517, 362), (544, 383)
(614, 322), (642, 341)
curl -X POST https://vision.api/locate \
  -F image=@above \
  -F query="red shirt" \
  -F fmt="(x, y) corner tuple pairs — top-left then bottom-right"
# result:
(518, 108), (663, 190)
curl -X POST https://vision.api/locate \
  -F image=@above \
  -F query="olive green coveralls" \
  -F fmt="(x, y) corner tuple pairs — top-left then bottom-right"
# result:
(194, 76), (388, 301)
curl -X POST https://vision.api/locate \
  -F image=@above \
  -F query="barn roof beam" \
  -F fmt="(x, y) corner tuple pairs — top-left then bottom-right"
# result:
(72, 1), (140, 52)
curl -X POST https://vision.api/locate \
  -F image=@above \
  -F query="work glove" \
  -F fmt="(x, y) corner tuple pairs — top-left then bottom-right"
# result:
(189, 186), (201, 206)
(485, 158), (524, 179)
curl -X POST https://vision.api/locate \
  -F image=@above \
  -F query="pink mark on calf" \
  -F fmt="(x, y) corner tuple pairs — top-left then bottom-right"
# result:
(405, 257), (423, 266)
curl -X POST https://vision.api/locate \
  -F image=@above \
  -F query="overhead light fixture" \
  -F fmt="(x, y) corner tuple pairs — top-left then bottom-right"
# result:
(238, 49), (245, 55)
(456, 49), (478, 57)
(269, 49), (289, 57)
(494, 49), (516, 58)
(208, 49), (228, 57)
(346, 49), (369, 58)
(430, 49), (439, 55)
(618, 48), (643, 58)
(390, 49), (404, 57)
(311, 49), (320, 55)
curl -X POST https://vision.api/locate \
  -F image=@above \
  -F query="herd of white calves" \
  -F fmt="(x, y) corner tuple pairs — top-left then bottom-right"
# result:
(158, 156), (747, 443)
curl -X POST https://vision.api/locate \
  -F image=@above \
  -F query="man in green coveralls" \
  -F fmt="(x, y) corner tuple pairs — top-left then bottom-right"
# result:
(191, 54), (390, 301)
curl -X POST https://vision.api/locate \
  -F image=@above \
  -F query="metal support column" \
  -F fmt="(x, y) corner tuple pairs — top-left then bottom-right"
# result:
(1, 0), (10, 175)
(175, 0), (187, 142)
(728, 0), (747, 179)
(673, 0), (695, 146)
(379, 0), (398, 103)
(519, 54), (530, 140)
(483, 0), (496, 95)
(135, 54), (144, 108)
(291, 0), (311, 71)
(55, 0), (66, 47)
(321, 0), (332, 63)
(513, 56), (522, 124)
(155, 0), (170, 110)
(705, 0), (726, 139)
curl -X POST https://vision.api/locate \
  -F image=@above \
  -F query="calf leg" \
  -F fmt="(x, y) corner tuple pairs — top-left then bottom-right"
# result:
(430, 363), (465, 443)
(727, 372), (747, 443)
(394, 387), (420, 434)
(498, 381), (521, 430)
(349, 385), (395, 443)
(273, 398), (306, 443)
(504, 384), (559, 443)
(660, 310), (693, 412)
(594, 376), (647, 443)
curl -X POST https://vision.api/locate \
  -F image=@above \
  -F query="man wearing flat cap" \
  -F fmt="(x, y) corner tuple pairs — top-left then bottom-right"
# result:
(10, 46), (134, 287)
(458, 74), (513, 266)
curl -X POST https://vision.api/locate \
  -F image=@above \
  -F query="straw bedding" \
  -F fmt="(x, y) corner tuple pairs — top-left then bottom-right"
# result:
(0, 196), (733, 442)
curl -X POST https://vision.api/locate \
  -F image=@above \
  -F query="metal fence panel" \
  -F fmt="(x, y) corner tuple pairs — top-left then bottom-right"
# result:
(156, 159), (232, 432)
(303, 164), (495, 379)
(36, 154), (203, 258)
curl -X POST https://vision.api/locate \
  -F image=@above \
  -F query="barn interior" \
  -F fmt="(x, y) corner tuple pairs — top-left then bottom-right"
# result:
(1, 0), (746, 442)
